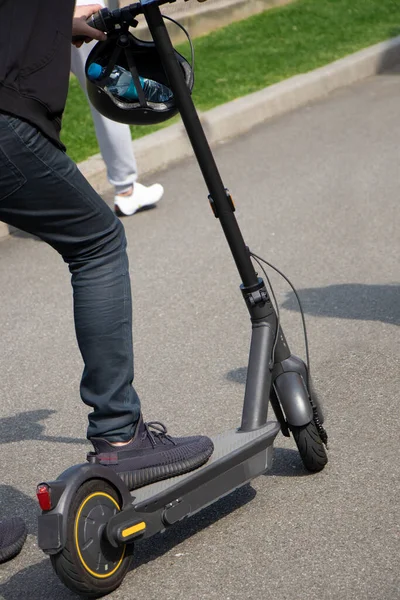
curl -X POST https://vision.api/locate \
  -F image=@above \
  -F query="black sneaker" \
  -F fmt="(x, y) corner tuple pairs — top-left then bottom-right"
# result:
(0, 517), (27, 564)
(89, 416), (214, 490)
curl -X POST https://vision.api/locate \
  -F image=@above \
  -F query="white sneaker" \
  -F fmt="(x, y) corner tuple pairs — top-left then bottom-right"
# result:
(114, 182), (164, 216)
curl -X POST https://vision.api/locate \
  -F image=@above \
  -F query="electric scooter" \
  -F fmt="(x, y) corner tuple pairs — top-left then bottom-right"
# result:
(36, 2), (328, 596)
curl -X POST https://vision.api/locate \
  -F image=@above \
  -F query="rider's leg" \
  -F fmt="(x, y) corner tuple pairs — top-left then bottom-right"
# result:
(0, 112), (140, 441)
(0, 113), (213, 486)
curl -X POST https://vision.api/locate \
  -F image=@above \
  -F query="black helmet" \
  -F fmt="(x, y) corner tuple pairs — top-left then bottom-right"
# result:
(85, 30), (194, 126)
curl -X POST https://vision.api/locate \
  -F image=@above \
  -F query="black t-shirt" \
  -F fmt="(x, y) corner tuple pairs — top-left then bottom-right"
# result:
(0, 0), (75, 148)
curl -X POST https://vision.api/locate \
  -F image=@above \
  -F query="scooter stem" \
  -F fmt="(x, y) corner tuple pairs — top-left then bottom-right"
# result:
(143, 2), (292, 431)
(143, 2), (259, 288)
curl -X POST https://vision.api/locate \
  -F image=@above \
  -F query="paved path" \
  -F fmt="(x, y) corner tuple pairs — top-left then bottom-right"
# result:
(0, 71), (399, 600)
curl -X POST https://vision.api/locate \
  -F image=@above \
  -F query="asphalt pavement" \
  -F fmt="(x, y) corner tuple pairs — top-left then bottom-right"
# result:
(0, 70), (399, 600)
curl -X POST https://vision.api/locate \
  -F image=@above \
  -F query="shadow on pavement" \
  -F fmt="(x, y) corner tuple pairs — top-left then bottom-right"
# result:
(0, 409), (88, 446)
(0, 486), (257, 600)
(378, 39), (400, 74)
(0, 487), (67, 600)
(0, 558), (77, 600)
(0, 456), (310, 597)
(0, 484), (40, 535)
(131, 450), (314, 576)
(7, 228), (41, 242)
(226, 366), (247, 385)
(266, 447), (314, 477)
(282, 283), (400, 325)
(132, 483), (256, 570)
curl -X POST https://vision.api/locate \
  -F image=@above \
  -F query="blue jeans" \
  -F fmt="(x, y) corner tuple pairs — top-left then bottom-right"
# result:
(0, 113), (141, 442)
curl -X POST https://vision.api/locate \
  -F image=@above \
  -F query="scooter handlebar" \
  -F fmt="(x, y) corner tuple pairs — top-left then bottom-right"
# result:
(72, 0), (208, 43)
(71, 7), (114, 43)
(86, 7), (118, 33)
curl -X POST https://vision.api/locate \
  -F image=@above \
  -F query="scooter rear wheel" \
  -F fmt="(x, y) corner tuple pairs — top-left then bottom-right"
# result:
(290, 420), (328, 472)
(51, 479), (133, 598)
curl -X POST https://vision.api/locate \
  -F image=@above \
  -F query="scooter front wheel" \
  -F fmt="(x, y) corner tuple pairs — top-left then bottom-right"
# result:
(290, 420), (328, 472)
(50, 479), (133, 598)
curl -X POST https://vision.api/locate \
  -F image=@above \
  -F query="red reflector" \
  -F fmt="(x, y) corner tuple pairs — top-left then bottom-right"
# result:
(36, 484), (52, 511)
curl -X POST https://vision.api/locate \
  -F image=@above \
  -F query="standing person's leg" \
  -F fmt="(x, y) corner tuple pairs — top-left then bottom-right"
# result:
(71, 42), (138, 194)
(0, 113), (213, 486)
(70, 42), (164, 216)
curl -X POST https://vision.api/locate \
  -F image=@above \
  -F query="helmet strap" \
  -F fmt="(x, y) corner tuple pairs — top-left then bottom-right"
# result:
(99, 43), (123, 82)
(118, 33), (148, 108)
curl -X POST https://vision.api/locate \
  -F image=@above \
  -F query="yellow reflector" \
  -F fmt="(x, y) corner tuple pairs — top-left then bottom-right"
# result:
(121, 522), (146, 538)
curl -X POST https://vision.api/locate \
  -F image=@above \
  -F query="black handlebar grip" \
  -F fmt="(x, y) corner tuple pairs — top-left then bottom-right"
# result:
(71, 8), (110, 43)
(89, 9), (110, 31)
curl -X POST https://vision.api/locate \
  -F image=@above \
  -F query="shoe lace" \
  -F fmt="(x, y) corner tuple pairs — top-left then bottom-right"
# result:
(143, 421), (177, 448)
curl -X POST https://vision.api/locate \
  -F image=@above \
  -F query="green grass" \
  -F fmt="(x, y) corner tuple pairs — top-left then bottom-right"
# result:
(62, 0), (400, 162)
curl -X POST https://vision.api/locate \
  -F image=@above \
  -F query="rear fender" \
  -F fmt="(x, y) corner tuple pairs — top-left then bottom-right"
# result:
(37, 463), (131, 554)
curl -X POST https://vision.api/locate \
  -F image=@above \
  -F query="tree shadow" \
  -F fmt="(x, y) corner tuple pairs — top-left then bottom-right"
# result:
(282, 283), (400, 326)
(0, 410), (88, 446)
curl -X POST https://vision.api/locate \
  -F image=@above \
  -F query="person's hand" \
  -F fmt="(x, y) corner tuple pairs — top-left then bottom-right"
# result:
(72, 4), (107, 48)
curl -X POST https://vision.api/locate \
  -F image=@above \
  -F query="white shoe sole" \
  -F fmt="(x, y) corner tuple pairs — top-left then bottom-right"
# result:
(114, 184), (164, 217)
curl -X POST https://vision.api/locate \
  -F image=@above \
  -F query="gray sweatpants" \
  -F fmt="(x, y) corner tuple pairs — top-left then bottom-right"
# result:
(71, 41), (138, 194)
